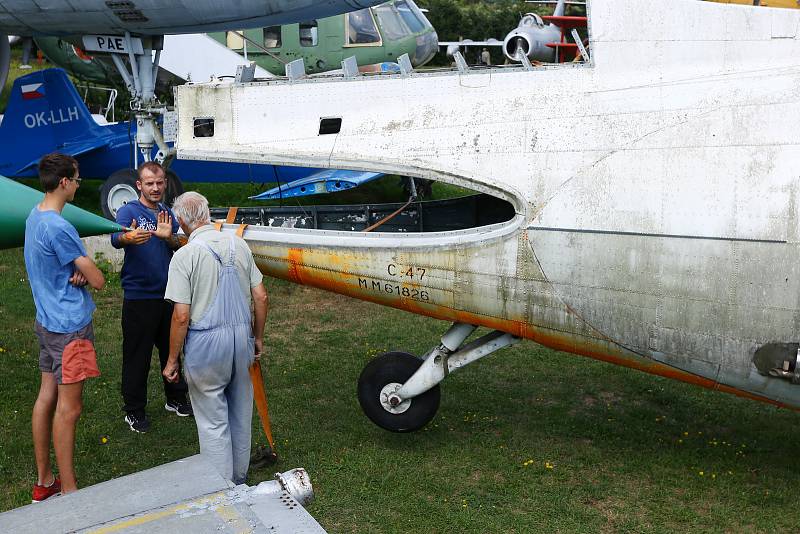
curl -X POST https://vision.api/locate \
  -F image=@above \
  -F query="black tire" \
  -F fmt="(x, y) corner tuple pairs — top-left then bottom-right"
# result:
(100, 168), (138, 221)
(164, 169), (184, 206)
(357, 351), (441, 433)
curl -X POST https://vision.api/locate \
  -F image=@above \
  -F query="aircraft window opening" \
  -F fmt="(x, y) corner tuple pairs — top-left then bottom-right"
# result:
(374, 4), (412, 41)
(226, 30), (245, 51)
(299, 20), (319, 47)
(319, 117), (342, 135)
(345, 9), (382, 46)
(394, 0), (426, 34)
(263, 26), (281, 48)
(193, 118), (214, 138)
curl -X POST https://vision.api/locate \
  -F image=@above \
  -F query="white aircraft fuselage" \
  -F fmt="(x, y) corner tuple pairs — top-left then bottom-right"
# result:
(175, 0), (800, 413)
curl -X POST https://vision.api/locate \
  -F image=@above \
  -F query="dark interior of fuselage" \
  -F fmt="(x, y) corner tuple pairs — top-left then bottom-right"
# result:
(210, 193), (515, 233)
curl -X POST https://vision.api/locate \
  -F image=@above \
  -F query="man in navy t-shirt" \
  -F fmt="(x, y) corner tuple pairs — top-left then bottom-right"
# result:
(24, 153), (106, 501)
(111, 162), (190, 433)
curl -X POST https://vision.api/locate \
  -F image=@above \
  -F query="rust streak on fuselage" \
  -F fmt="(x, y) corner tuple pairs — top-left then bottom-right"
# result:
(286, 248), (305, 285)
(260, 256), (797, 412)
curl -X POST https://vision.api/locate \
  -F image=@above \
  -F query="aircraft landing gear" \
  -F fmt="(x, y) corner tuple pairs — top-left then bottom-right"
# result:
(357, 352), (441, 433)
(357, 322), (520, 432)
(165, 169), (185, 205)
(100, 168), (138, 220)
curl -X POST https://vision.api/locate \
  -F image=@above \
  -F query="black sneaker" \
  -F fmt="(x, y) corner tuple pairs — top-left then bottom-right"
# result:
(124, 412), (150, 433)
(165, 399), (193, 417)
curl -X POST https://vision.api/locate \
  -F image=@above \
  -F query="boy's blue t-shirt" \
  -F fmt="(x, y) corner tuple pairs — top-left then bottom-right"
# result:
(111, 200), (179, 300)
(24, 207), (95, 334)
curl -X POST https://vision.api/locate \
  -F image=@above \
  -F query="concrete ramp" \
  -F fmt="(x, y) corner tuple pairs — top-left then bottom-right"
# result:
(162, 34), (272, 82)
(0, 455), (326, 533)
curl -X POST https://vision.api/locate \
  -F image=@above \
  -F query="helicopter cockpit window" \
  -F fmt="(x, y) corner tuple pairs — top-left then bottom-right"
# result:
(299, 20), (318, 47)
(374, 4), (411, 41)
(263, 26), (281, 48)
(345, 9), (381, 46)
(226, 30), (244, 50)
(395, 0), (425, 34)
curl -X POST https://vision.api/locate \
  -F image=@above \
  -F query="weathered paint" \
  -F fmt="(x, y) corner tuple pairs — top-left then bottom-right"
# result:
(254, 241), (796, 410)
(178, 0), (800, 410)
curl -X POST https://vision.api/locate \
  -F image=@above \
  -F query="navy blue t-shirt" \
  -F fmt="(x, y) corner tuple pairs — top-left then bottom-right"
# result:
(111, 200), (180, 300)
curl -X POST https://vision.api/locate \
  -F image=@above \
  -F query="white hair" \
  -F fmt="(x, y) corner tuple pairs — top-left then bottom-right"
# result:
(172, 191), (210, 228)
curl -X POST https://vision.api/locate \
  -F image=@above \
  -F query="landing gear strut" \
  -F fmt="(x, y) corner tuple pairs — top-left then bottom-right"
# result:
(108, 32), (175, 167)
(357, 322), (520, 432)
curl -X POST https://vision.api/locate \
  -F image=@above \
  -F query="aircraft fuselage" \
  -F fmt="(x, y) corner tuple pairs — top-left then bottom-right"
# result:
(175, 0), (800, 410)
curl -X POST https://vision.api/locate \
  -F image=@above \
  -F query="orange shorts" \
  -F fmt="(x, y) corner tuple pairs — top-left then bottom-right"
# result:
(35, 321), (101, 385)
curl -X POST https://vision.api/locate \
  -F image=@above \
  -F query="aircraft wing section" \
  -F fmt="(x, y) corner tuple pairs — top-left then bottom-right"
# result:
(251, 169), (384, 200)
(541, 15), (588, 29)
(0, 455), (327, 533)
(439, 39), (503, 47)
(12, 138), (110, 175)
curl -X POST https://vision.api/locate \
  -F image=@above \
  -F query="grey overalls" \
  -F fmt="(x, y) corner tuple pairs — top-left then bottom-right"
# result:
(183, 236), (255, 484)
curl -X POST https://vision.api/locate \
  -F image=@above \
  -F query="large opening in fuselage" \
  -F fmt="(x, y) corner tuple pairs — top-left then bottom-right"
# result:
(207, 176), (516, 233)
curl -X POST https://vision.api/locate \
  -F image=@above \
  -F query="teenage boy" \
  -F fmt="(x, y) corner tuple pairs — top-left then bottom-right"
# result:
(24, 153), (105, 501)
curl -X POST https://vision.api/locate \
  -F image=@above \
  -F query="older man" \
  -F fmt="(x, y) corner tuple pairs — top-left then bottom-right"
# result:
(163, 192), (268, 484)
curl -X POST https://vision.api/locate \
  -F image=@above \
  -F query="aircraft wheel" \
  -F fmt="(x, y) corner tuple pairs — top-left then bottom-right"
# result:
(357, 351), (440, 433)
(100, 168), (138, 220)
(165, 169), (184, 206)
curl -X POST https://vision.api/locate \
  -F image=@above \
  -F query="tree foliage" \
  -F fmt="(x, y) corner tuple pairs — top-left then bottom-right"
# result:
(418, 0), (548, 65)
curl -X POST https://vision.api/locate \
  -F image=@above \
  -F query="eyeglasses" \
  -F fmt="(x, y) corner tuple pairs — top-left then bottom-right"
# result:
(66, 177), (82, 185)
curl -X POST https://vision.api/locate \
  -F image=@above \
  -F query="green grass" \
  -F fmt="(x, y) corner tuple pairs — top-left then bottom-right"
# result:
(3, 245), (800, 532)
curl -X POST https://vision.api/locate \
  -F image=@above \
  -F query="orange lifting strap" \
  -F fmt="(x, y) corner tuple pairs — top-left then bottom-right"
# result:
(215, 207), (272, 449)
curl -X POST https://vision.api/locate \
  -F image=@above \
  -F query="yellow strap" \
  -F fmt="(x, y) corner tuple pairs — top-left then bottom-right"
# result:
(213, 222), (223, 232)
(236, 223), (248, 238)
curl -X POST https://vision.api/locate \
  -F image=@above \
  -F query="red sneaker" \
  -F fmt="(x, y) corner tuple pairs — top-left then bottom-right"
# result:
(32, 477), (61, 503)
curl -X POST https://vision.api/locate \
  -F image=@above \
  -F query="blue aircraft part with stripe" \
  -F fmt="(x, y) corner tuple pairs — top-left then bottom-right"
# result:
(251, 169), (384, 200)
(0, 68), (382, 196)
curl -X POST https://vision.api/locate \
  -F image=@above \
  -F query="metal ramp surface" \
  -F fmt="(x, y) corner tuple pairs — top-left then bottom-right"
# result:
(0, 455), (326, 533)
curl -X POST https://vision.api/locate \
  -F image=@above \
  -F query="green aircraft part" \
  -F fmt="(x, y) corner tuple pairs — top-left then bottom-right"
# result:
(34, 1), (436, 83)
(209, 1), (437, 75)
(0, 175), (125, 250)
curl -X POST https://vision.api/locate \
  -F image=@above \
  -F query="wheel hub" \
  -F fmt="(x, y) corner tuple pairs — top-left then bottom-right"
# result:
(379, 383), (411, 414)
(107, 183), (138, 218)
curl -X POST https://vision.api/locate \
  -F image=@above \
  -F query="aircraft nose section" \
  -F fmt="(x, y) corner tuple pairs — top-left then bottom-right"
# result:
(503, 31), (531, 62)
